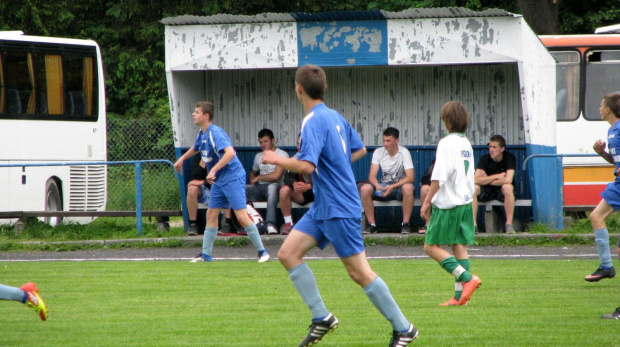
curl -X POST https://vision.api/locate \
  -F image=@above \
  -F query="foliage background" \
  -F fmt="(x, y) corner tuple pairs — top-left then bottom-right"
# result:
(2, 0), (620, 121)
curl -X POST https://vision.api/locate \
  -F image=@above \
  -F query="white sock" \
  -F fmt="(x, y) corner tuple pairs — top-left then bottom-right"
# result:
(284, 216), (293, 224)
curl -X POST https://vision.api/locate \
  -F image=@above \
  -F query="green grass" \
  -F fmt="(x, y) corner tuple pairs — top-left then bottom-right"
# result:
(0, 259), (617, 346)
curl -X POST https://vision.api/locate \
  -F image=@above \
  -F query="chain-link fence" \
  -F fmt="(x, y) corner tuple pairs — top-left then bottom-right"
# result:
(106, 117), (180, 211)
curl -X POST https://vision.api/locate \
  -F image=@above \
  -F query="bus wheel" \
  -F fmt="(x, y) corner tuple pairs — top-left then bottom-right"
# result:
(45, 180), (63, 227)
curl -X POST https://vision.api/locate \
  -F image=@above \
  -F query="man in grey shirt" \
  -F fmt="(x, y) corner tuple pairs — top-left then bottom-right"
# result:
(246, 128), (290, 234)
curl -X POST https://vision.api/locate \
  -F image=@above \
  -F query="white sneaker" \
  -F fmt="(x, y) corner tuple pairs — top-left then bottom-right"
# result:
(189, 253), (213, 262)
(258, 250), (270, 263)
(267, 224), (278, 234)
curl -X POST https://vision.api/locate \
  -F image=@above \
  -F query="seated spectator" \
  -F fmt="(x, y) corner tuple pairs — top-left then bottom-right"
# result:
(418, 158), (435, 234)
(473, 134), (517, 233)
(186, 154), (208, 236)
(358, 127), (415, 234)
(245, 128), (290, 234)
(279, 135), (314, 235)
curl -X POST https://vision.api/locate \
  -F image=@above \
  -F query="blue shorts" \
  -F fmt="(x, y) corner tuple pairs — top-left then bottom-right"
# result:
(208, 176), (247, 210)
(601, 181), (620, 211)
(198, 186), (209, 205)
(294, 215), (365, 258)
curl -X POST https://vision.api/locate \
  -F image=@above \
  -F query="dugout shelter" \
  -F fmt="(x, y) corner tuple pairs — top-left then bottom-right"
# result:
(162, 8), (562, 230)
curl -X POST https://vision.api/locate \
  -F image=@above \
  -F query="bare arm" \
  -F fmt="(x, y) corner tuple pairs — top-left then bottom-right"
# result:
(489, 169), (515, 186)
(367, 163), (381, 188)
(173, 148), (198, 172)
(251, 166), (285, 184)
(594, 139), (614, 164)
(206, 146), (235, 184)
(262, 151), (315, 175)
(420, 180), (440, 221)
(351, 147), (367, 163)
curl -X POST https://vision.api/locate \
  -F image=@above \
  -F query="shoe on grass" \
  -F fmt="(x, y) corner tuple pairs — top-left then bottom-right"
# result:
(585, 266), (616, 282)
(458, 275), (481, 305)
(190, 253), (213, 263)
(298, 313), (339, 347)
(258, 250), (270, 263)
(218, 223), (232, 234)
(20, 282), (48, 321)
(439, 297), (466, 306)
(601, 307), (620, 319)
(389, 323), (418, 347)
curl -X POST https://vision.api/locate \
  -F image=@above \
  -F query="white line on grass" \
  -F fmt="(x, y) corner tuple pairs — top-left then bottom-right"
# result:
(0, 253), (600, 262)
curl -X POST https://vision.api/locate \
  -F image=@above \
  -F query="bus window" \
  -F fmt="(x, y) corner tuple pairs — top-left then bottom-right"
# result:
(65, 54), (96, 117)
(551, 51), (580, 121)
(3, 50), (31, 115)
(585, 50), (620, 120)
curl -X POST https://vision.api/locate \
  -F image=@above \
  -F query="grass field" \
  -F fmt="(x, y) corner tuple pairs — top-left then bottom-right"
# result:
(1, 258), (617, 346)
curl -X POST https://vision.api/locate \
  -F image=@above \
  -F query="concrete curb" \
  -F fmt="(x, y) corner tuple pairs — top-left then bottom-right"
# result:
(10, 232), (599, 248)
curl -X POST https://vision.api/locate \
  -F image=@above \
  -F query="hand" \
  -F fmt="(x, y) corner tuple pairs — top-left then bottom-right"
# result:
(382, 186), (394, 196)
(420, 201), (431, 221)
(173, 159), (183, 172)
(293, 182), (305, 193)
(593, 139), (606, 154)
(261, 151), (279, 165)
(206, 171), (217, 184)
(250, 177), (259, 185)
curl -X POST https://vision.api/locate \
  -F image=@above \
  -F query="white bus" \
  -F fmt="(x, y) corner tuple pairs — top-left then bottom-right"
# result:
(0, 31), (107, 225)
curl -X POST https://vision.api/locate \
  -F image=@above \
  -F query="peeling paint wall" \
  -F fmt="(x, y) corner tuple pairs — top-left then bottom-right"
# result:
(171, 64), (523, 149)
(164, 23), (298, 70)
(388, 17), (519, 65)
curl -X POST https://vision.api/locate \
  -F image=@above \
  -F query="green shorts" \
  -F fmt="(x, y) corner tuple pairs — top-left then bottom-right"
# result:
(425, 204), (475, 246)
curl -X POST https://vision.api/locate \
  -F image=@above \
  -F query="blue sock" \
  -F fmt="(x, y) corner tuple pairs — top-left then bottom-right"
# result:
(0, 284), (26, 302)
(364, 276), (410, 332)
(244, 223), (267, 251)
(288, 263), (329, 320)
(594, 228), (613, 268)
(201, 227), (218, 256)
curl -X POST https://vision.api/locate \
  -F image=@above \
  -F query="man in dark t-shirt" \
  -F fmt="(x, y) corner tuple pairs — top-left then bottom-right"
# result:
(473, 135), (517, 233)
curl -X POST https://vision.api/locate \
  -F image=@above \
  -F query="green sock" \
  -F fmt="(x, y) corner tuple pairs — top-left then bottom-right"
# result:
(454, 258), (470, 300)
(440, 256), (472, 283)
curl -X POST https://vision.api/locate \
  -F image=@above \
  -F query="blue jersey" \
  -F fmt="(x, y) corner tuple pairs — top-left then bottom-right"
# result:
(608, 120), (620, 183)
(297, 103), (364, 219)
(192, 124), (245, 186)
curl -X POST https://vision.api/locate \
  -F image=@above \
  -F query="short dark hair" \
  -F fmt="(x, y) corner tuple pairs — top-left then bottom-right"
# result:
(195, 101), (214, 121)
(295, 64), (326, 100)
(489, 134), (506, 148)
(258, 128), (274, 139)
(441, 101), (469, 133)
(603, 93), (620, 119)
(383, 127), (399, 139)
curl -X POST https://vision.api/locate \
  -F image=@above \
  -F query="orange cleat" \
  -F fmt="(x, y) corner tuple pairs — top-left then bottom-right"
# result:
(439, 297), (467, 306)
(458, 275), (481, 305)
(20, 282), (48, 321)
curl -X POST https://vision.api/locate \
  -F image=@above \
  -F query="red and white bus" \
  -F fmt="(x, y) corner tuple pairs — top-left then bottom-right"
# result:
(540, 26), (620, 214)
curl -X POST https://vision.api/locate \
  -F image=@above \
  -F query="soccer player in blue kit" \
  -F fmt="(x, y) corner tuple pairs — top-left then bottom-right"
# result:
(261, 64), (418, 346)
(586, 93), (620, 319)
(174, 102), (270, 263)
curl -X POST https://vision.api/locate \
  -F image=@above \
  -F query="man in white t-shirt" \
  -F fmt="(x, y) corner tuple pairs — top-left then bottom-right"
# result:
(246, 128), (290, 234)
(358, 127), (415, 234)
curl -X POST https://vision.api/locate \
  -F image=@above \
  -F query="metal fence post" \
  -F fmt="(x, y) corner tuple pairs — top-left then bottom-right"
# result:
(135, 162), (143, 235)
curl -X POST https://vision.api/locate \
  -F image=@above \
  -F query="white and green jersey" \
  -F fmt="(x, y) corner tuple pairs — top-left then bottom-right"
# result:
(430, 133), (474, 209)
